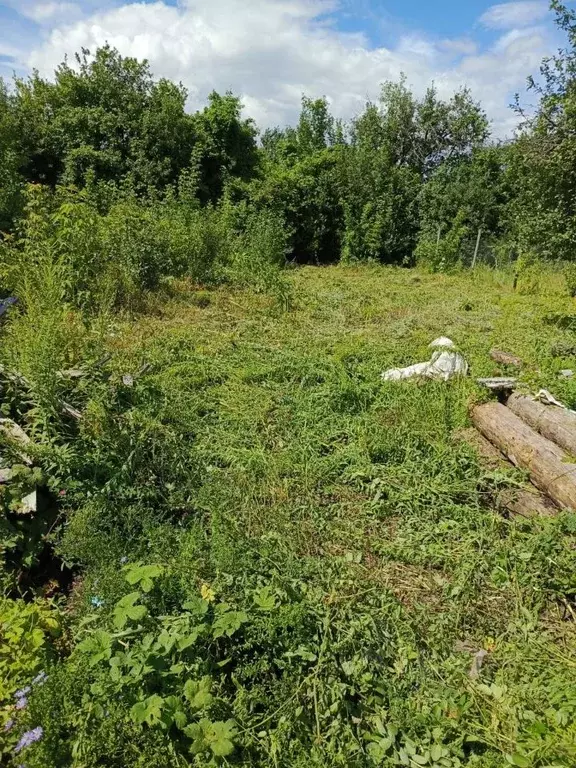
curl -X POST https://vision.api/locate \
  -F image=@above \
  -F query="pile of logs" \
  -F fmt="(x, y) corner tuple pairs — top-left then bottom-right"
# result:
(471, 391), (576, 518)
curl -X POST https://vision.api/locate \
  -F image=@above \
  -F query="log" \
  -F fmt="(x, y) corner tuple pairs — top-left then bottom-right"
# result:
(471, 402), (576, 511)
(460, 428), (558, 518)
(506, 392), (576, 458)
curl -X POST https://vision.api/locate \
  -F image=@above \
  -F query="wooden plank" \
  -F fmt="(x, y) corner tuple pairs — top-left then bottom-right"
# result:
(506, 392), (576, 458)
(471, 402), (576, 511)
(477, 377), (517, 393)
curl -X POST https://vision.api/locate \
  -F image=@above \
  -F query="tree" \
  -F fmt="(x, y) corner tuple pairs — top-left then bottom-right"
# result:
(0, 79), (23, 230)
(193, 91), (259, 204)
(339, 79), (489, 264)
(418, 145), (510, 262)
(507, 1), (576, 260)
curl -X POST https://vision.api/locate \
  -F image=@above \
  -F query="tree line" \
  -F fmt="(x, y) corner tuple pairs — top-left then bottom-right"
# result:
(1, 1), (575, 289)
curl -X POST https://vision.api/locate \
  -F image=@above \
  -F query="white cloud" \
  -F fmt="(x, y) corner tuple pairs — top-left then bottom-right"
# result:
(12, 0), (555, 136)
(3, 1), (81, 23)
(480, 1), (549, 30)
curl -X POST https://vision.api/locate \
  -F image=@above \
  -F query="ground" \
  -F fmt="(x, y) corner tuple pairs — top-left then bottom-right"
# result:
(59, 264), (576, 766)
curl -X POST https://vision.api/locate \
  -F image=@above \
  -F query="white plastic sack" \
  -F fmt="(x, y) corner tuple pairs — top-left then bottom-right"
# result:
(382, 338), (468, 382)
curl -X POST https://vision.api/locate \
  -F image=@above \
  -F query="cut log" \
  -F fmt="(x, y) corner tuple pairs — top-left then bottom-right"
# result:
(490, 349), (523, 368)
(460, 428), (558, 518)
(471, 402), (576, 511)
(506, 392), (576, 458)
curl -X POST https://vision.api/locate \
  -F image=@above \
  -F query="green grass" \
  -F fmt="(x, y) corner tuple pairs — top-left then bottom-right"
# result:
(8, 264), (576, 767)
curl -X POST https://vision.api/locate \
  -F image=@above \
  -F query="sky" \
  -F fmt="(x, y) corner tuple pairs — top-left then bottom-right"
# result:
(0, 0), (566, 136)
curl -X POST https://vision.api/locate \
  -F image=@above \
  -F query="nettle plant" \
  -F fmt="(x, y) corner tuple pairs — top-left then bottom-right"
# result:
(75, 563), (247, 762)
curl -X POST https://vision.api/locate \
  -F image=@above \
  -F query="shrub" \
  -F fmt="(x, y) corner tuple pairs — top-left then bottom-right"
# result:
(415, 209), (470, 271)
(0, 596), (60, 761)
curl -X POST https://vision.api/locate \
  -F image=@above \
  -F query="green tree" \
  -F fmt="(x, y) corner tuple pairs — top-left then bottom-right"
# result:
(417, 145), (511, 268)
(0, 79), (23, 230)
(13, 47), (196, 194)
(339, 79), (489, 264)
(255, 97), (343, 262)
(507, 1), (576, 261)
(193, 91), (259, 204)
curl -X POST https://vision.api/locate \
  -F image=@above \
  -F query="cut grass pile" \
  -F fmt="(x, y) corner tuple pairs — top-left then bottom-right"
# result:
(10, 264), (576, 767)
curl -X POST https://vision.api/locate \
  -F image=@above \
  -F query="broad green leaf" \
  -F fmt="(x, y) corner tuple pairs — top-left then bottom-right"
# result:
(507, 754), (531, 768)
(212, 610), (248, 639)
(202, 719), (237, 757)
(183, 598), (209, 616)
(161, 696), (187, 730)
(130, 694), (164, 726)
(253, 585), (277, 611)
(78, 630), (112, 666)
(125, 564), (163, 593)
(430, 744), (445, 762)
(113, 592), (148, 629)
(184, 676), (213, 710)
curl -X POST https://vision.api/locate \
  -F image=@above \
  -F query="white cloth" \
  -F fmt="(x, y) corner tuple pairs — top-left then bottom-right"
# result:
(382, 338), (468, 382)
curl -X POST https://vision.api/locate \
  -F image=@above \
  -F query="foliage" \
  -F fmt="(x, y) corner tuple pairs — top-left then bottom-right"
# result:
(0, 264), (573, 766)
(0, 596), (59, 760)
(6, 17), (576, 768)
(506, 1), (576, 262)
(415, 209), (470, 271)
(339, 81), (487, 265)
(562, 261), (576, 297)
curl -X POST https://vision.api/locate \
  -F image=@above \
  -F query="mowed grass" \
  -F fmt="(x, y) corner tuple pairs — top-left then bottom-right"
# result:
(93, 264), (576, 766)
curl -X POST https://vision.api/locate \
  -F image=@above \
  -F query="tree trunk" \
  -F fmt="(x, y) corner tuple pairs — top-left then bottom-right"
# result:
(506, 393), (576, 458)
(471, 402), (576, 511)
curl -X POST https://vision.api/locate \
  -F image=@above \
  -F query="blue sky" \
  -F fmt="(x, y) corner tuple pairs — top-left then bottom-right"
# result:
(0, 1), (563, 134)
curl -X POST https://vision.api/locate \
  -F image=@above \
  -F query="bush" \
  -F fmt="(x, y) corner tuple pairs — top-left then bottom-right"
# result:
(0, 596), (60, 762)
(415, 209), (469, 271)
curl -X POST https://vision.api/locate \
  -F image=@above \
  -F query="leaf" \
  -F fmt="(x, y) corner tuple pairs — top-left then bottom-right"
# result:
(78, 630), (112, 666)
(109, 655), (123, 682)
(203, 719), (237, 757)
(183, 723), (205, 754)
(212, 610), (248, 639)
(430, 744), (444, 762)
(507, 754), (531, 768)
(176, 625), (205, 651)
(161, 695), (188, 730)
(130, 694), (164, 727)
(125, 564), (163, 593)
(183, 597), (209, 616)
(184, 676), (213, 711)
(253, 585), (277, 611)
(113, 592), (147, 629)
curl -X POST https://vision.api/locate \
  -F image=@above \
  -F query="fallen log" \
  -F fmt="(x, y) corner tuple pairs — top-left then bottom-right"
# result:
(506, 392), (576, 458)
(471, 402), (576, 511)
(460, 428), (558, 518)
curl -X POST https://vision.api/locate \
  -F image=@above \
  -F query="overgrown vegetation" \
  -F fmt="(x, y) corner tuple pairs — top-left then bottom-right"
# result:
(2, 2), (576, 766)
